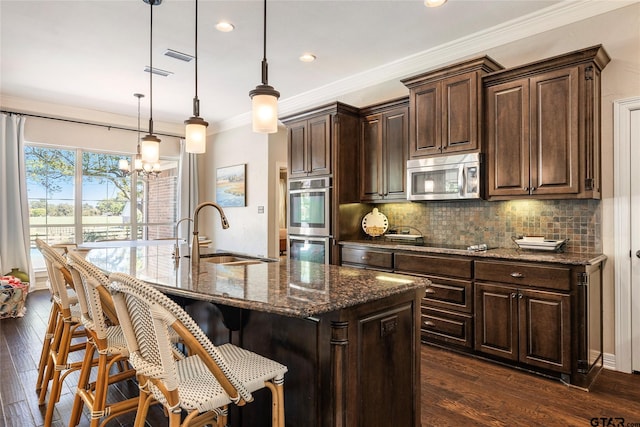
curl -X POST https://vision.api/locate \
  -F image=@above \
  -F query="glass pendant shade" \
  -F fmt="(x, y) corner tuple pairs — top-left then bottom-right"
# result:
(185, 116), (208, 153)
(134, 154), (143, 171)
(141, 134), (160, 163)
(250, 85), (280, 134)
(118, 159), (130, 171)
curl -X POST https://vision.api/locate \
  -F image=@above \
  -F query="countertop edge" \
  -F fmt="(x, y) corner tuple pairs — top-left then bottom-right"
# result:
(339, 240), (607, 266)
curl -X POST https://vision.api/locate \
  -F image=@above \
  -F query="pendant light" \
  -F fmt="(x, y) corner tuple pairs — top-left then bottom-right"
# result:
(249, 0), (280, 134)
(184, 0), (208, 153)
(118, 93), (161, 178)
(141, 0), (161, 163)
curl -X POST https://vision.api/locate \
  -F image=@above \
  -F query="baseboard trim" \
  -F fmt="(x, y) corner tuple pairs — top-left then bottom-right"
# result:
(603, 352), (616, 371)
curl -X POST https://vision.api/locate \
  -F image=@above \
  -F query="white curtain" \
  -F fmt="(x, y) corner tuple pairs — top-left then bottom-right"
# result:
(0, 113), (33, 283)
(177, 139), (199, 240)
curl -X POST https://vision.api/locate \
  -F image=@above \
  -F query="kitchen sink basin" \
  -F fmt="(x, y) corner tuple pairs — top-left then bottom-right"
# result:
(195, 252), (277, 265)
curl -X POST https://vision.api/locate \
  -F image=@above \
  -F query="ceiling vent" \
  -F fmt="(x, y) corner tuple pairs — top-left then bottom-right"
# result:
(164, 49), (194, 62)
(144, 66), (173, 77)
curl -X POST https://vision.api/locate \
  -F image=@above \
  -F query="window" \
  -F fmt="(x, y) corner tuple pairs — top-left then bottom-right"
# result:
(26, 145), (178, 270)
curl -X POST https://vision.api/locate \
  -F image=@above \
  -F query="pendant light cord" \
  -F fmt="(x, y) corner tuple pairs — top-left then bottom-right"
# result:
(261, 0), (268, 85)
(193, 0), (200, 117)
(148, 0), (155, 134)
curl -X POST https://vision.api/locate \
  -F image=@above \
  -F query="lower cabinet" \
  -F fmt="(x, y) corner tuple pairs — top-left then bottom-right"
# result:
(474, 282), (571, 373)
(340, 243), (604, 388)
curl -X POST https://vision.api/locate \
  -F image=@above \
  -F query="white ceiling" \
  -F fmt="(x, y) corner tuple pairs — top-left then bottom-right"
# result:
(0, 0), (630, 132)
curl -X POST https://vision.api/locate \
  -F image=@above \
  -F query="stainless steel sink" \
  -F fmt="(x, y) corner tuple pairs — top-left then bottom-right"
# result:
(197, 253), (276, 265)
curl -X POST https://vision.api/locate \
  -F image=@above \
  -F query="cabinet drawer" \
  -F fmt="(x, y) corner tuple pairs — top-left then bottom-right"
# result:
(395, 253), (472, 279)
(421, 307), (473, 349)
(341, 247), (393, 269)
(422, 277), (473, 313)
(475, 260), (570, 291)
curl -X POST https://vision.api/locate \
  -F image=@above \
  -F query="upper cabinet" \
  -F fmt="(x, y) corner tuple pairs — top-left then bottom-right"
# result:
(281, 102), (361, 204)
(402, 56), (503, 159)
(484, 45), (610, 200)
(360, 98), (409, 202)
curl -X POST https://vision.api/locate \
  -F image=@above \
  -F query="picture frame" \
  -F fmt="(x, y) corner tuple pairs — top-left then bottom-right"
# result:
(216, 164), (246, 207)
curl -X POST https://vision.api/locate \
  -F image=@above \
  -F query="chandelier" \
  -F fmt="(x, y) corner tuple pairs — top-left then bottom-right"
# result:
(118, 93), (161, 178)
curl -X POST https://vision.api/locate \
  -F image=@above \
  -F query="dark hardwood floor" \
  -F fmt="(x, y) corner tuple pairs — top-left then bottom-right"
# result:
(2, 289), (640, 427)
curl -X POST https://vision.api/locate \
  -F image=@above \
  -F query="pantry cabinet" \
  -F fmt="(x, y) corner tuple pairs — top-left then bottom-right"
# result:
(359, 98), (409, 202)
(484, 45), (610, 200)
(401, 56), (502, 159)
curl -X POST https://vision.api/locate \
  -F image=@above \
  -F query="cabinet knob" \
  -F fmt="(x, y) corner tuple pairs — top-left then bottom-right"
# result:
(424, 320), (436, 328)
(636, 250), (640, 259)
(518, 293), (523, 299)
(531, 186), (537, 192)
(511, 293), (517, 298)
(510, 272), (524, 279)
(361, 256), (369, 260)
(523, 187), (529, 192)
(424, 287), (436, 295)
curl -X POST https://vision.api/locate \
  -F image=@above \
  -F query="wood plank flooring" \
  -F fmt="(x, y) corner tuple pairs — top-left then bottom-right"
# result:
(2, 289), (640, 427)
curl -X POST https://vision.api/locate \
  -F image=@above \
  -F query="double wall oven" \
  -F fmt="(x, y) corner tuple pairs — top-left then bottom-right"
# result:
(288, 177), (331, 264)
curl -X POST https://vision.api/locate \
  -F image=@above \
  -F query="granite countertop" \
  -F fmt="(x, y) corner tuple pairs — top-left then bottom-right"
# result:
(340, 240), (607, 266)
(81, 242), (428, 318)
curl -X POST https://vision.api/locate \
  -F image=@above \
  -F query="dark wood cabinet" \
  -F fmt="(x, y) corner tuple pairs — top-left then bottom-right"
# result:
(282, 103), (361, 264)
(402, 56), (502, 159)
(340, 242), (604, 388)
(287, 114), (331, 178)
(474, 282), (571, 372)
(394, 252), (474, 349)
(484, 45), (610, 200)
(360, 98), (409, 202)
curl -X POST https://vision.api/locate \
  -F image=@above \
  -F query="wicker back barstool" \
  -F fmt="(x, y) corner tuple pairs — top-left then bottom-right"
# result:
(108, 271), (287, 427)
(35, 238), (87, 426)
(65, 250), (138, 427)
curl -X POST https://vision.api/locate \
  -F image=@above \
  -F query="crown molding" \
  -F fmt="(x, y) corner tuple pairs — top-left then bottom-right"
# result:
(215, 0), (635, 133)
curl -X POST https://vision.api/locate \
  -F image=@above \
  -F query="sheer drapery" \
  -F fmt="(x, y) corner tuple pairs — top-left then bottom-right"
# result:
(177, 139), (199, 239)
(0, 113), (33, 282)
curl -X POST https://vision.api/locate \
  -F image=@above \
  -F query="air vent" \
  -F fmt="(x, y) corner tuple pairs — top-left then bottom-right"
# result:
(144, 66), (173, 77)
(164, 49), (194, 62)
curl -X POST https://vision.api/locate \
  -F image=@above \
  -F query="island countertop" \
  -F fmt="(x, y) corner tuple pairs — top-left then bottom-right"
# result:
(81, 241), (429, 318)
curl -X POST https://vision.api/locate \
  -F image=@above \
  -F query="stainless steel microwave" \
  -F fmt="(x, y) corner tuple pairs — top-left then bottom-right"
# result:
(406, 153), (481, 200)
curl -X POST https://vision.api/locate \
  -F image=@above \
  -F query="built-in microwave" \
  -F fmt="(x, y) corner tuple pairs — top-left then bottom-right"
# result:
(288, 177), (331, 236)
(406, 153), (481, 201)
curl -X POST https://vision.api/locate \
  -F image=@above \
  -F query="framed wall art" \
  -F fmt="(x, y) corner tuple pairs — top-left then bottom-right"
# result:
(216, 164), (246, 207)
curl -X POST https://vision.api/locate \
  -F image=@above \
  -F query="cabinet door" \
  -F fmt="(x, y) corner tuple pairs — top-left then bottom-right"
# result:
(529, 67), (579, 195)
(360, 114), (383, 201)
(519, 289), (571, 373)
(410, 80), (441, 158)
(382, 106), (409, 199)
(441, 72), (479, 153)
(486, 78), (530, 197)
(288, 120), (307, 177)
(307, 114), (331, 176)
(475, 283), (519, 361)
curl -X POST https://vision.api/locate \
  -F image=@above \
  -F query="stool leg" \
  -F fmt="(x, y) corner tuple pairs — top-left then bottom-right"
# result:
(68, 341), (96, 427)
(36, 302), (60, 393)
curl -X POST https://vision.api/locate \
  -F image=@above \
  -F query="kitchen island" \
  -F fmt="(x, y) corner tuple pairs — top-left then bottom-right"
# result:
(82, 242), (428, 427)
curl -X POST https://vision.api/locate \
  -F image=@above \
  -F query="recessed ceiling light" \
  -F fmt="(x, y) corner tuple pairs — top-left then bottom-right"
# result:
(216, 21), (234, 32)
(299, 53), (316, 63)
(424, 0), (447, 7)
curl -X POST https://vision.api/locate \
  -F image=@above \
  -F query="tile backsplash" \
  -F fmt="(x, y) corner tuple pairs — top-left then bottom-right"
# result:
(375, 199), (601, 254)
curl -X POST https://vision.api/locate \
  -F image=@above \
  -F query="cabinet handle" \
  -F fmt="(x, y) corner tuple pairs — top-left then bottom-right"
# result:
(510, 272), (524, 279)
(637, 250), (640, 259)
(511, 293), (517, 298)
(523, 187), (529, 192)
(531, 186), (537, 192)
(518, 293), (523, 299)
(424, 287), (436, 294)
(424, 320), (436, 328)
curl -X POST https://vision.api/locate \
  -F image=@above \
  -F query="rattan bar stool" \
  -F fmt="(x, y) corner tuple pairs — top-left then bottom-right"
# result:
(34, 241), (82, 394)
(65, 250), (138, 427)
(108, 272), (287, 427)
(35, 239), (88, 426)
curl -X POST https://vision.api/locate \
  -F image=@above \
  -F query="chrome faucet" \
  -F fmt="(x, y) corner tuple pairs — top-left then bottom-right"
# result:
(173, 217), (193, 260)
(191, 201), (230, 263)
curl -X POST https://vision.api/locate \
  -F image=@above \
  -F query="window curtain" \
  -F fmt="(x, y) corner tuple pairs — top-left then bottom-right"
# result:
(0, 113), (33, 283)
(177, 139), (199, 240)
